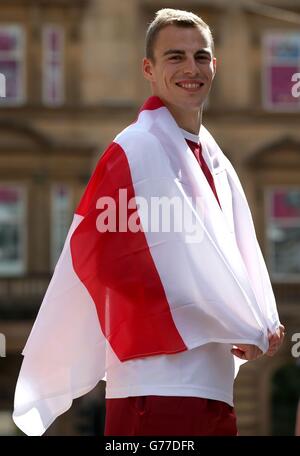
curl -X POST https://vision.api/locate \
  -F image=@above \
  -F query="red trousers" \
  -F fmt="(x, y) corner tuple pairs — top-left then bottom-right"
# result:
(104, 396), (238, 436)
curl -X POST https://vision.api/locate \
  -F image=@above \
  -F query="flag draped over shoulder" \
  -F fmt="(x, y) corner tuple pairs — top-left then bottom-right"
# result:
(13, 96), (280, 435)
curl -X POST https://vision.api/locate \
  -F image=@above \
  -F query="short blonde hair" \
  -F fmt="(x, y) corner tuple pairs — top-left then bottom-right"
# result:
(145, 8), (214, 61)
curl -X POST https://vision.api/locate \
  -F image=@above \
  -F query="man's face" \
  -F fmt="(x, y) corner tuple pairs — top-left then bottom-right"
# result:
(143, 25), (216, 112)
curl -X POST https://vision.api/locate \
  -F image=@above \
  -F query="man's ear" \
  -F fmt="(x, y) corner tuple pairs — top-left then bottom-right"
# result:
(143, 57), (155, 82)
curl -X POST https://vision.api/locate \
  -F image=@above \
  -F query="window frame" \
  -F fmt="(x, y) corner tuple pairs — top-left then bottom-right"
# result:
(0, 24), (26, 106)
(42, 24), (65, 107)
(262, 31), (300, 112)
(264, 185), (300, 283)
(50, 182), (73, 271)
(0, 183), (27, 277)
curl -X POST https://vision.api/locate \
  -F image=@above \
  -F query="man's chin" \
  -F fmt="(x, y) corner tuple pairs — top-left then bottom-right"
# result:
(177, 93), (206, 108)
(180, 99), (204, 111)
(163, 95), (204, 113)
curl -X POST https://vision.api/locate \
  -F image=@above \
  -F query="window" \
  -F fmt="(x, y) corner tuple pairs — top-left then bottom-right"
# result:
(51, 184), (72, 269)
(265, 187), (300, 280)
(262, 32), (300, 111)
(0, 25), (25, 105)
(0, 185), (26, 276)
(42, 25), (64, 106)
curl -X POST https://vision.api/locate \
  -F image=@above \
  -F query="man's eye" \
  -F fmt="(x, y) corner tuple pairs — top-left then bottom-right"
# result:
(169, 56), (181, 60)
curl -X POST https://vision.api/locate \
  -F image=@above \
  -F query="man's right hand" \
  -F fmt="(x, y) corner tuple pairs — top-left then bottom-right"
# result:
(230, 324), (286, 361)
(231, 344), (263, 361)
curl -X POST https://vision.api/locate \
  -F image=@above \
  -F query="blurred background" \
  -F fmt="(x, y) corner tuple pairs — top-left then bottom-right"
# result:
(0, 0), (300, 436)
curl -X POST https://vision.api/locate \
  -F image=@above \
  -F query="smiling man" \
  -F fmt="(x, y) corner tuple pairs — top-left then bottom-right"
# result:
(103, 9), (285, 436)
(13, 8), (285, 437)
(143, 16), (216, 134)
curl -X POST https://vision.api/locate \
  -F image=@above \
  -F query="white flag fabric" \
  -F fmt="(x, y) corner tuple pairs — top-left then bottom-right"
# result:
(13, 96), (280, 435)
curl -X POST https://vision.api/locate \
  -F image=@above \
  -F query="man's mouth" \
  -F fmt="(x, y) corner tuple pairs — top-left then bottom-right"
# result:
(175, 81), (204, 90)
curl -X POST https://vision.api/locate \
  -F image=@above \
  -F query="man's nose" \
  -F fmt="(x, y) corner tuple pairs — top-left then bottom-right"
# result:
(183, 57), (199, 76)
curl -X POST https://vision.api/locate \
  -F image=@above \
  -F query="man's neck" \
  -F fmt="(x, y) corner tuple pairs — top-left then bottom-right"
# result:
(163, 102), (202, 135)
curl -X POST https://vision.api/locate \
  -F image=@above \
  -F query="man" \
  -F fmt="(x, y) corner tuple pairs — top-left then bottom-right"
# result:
(13, 9), (285, 436)
(103, 8), (285, 436)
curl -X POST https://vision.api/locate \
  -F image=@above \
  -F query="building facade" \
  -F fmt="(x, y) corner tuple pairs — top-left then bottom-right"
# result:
(0, 0), (300, 435)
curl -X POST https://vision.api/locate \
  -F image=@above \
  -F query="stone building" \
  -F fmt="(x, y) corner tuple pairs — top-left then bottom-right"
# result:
(0, 0), (299, 435)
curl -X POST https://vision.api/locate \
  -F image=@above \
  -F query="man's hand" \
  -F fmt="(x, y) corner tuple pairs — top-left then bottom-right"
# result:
(231, 324), (286, 360)
(265, 324), (285, 357)
(231, 344), (263, 360)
